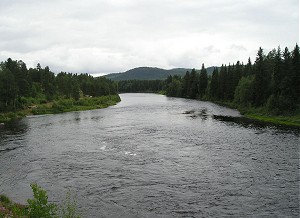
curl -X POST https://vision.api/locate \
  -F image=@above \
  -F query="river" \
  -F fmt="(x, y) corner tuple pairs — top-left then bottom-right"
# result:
(0, 93), (299, 217)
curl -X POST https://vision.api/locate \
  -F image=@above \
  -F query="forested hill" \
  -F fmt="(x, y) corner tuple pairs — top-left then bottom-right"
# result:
(105, 66), (217, 81)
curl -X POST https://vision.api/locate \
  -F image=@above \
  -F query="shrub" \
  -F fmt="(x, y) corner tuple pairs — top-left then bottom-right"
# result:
(0, 195), (11, 205)
(1, 185), (81, 218)
(59, 191), (81, 218)
(27, 183), (57, 218)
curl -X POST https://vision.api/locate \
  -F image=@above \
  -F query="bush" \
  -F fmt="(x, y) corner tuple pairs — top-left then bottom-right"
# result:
(234, 76), (254, 106)
(0, 195), (11, 205)
(27, 184), (81, 218)
(27, 183), (58, 218)
(59, 191), (80, 218)
(1, 184), (82, 217)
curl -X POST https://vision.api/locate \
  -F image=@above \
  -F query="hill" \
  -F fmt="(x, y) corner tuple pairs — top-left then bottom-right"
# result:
(105, 66), (217, 81)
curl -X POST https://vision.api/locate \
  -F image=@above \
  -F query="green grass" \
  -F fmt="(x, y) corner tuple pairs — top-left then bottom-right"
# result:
(236, 105), (300, 127)
(0, 112), (26, 123)
(245, 114), (300, 127)
(0, 194), (28, 217)
(32, 95), (121, 115)
(208, 99), (300, 127)
(0, 95), (121, 123)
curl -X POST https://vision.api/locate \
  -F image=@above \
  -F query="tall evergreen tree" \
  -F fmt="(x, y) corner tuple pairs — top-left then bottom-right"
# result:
(291, 44), (300, 104)
(189, 68), (198, 99)
(279, 47), (296, 112)
(244, 58), (253, 77)
(182, 71), (190, 98)
(210, 67), (219, 99)
(199, 64), (208, 98)
(273, 47), (283, 96)
(218, 65), (227, 100)
(253, 47), (269, 106)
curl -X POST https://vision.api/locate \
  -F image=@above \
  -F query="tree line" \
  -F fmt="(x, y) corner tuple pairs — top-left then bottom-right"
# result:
(118, 45), (300, 115)
(0, 58), (117, 112)
(118, 80), (164, 93)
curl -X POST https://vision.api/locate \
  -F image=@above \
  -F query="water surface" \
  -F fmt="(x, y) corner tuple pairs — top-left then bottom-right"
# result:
(0, 93), (299, 217)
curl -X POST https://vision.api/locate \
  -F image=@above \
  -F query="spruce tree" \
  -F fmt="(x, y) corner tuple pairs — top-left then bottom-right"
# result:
(199, 64), (208, 98)
(189, 68), (198, 99)
(291, 44), (300, 104)
(253, 47), (268, 106)
(210, 68), (219, 99)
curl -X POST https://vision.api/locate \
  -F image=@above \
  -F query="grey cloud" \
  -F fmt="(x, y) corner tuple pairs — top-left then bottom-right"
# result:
(230, 44), (247, 51)
(0, 0), (298, 74)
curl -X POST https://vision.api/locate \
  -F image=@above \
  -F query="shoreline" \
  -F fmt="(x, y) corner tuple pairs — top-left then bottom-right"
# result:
(0, 95), (121, 124)
(211, 100), (300, 127)
(161, 93), (300, 128)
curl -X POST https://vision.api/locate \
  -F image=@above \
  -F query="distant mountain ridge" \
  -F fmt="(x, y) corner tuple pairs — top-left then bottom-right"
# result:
(105, 66), (217, 81)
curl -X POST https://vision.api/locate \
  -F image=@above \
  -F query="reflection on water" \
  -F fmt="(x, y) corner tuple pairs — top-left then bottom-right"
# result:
(0, 93), (299, 218)
(0, 119), (29, 152)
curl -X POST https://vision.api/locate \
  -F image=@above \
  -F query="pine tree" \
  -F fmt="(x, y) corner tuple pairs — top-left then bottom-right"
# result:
(218, 65), (227, 100)
(182, 71), (190, 98)
(189, 68), (198, 99)
(291, 44), (300, 104)
(244, 58), (253, 77)
(199, 64), (208, 98)
(278, 47), (296, 112)
(253, 47), (268, 106)
(210, 68), (219, 99)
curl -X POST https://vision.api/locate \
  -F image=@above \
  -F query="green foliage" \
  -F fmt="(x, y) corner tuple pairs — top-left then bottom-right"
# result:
(29, 95), (120, 115)
(0, 195), (11, 205)
(199, 64), (208, 98)
(166, 77), (182, 97)
(27, 183), (58, 218)
(234, 76), (254, 106)
(52, 99), (74, 113)
(0, 194), (28, 217)
(0, 59), (118, 114)
(118, 79), (164, 93)
(210, 68), (219, 99)
(122, 45), (299, 121)
(0, 185), (82, 218)
(245, 114), (300, 127)
(58, 191), (80, 218)
(163, 44), (300, 117)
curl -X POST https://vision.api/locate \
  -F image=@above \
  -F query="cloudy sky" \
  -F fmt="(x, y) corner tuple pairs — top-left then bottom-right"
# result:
(0, 0), (298, 75)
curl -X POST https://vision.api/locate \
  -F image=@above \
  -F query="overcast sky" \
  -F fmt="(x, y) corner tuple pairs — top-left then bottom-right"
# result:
(0, 0), (298, 75)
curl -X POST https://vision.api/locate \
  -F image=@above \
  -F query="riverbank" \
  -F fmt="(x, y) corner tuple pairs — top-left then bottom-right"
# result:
(208, 100), (300, 127)
(161, 94), (300, 128)
(0, 95), (121, 123)
(0, 194), (27, 217)
(243, 114), (300, 127)
(0, 184), (80, 218)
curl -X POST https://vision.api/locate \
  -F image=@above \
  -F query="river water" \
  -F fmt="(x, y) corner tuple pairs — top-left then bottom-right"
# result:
(0, 93), (299, 217)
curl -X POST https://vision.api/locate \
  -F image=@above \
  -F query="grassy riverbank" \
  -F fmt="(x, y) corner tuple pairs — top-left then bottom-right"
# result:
(159, 93), (300, 128)
(233, 105), (300, 127)
(243, 114), (300, 127)
(211, 100), (300, 127)
(0, 95), (121, 123)
(164, 93), (300, 127)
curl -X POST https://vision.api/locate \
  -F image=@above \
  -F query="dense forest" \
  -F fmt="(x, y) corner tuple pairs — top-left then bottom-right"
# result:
(118, 45), (300, 116)
(118, 80), (164, 93)
(0, 58), (118, 113)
